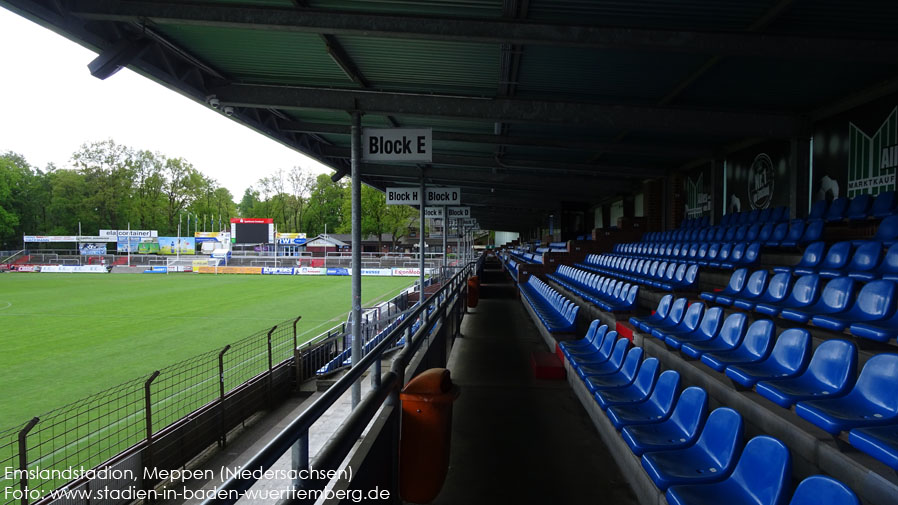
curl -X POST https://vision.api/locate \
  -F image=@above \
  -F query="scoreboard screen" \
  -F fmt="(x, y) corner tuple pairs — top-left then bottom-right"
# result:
(230, 218), (274, 244)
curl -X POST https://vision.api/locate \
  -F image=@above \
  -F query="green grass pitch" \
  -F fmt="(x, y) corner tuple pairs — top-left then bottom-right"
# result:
(0, 273), (415, 429)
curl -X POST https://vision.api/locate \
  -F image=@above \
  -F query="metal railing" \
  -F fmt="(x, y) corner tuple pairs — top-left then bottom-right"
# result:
(0, 317), (302, 505)
(200, 256), (482, 505)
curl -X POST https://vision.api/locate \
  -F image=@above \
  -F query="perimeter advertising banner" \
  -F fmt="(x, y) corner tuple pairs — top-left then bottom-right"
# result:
(361, 268), (393, 276)
(326, 268), (350, 276)
(79, 243), (107, 256)
(195, 266), (263, 275)
(262, 267), (296, 275)
(137, 240), (161, 254)
(40, 265), (108, 273)
(157, 237), (196, 255)
(391, 267), (436, 277)
(276, 232), (307, 245)
(295, 266), (326, 275)
(116, 237), (141, 253)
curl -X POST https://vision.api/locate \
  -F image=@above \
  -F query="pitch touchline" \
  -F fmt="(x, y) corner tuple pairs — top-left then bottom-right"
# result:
(0, 301), (11, 310)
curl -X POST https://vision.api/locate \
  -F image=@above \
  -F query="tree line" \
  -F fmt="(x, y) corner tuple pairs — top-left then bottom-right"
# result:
(0, 140), (419, 251)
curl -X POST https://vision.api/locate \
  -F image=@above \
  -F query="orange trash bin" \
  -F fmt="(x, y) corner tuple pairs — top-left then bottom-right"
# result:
(467, 276), (479, 307)
(399, 368), (460, 503)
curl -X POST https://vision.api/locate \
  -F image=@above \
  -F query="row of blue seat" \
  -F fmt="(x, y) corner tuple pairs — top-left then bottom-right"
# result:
(632, 296), (898, 469)
(680, 206), (791, 231)
(316, 313), (409, 375)
(705, 268), (898, 342)
(500, 254), (519, 282)
(613, 240), (761, 269)
(642, 218), (824, 247)
(576, 254), (700, 290)
(809, 191), (898, 223)
(519, 275), (578, 333)
(508, 248), (544, 264)
(547, 264), (638, 311)
(775, 240), (898, 280)
(560, 322), (861, 505)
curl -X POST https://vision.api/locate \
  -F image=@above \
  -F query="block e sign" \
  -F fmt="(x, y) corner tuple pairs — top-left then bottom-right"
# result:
(363, 128), (431, 162)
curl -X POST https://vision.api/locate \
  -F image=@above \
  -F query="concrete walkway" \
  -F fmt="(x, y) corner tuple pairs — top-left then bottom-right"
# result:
(431, 259), (638, 505)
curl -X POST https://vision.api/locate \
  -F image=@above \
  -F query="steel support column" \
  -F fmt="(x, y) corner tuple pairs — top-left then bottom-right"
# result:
(419, 173), (426, 305)
(350, 110), (362, 409)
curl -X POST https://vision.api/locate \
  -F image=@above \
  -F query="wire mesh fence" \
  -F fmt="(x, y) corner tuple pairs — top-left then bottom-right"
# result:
(0, 316), (300, 505)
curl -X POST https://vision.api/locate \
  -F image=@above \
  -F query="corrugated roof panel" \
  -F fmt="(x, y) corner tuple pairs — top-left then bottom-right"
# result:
(515, 46), (710, 102)
(506, 123), (620, 141)
(433, 140), (496, 156)
(306, 0), (502, 18)
(389, 116), (497, 134)
(153, 24), (353, 87)
(336, 36), (500, 95)
(676, 56), (898, 111)
(527, 0), (773, 30)
(769, 0), (898, 39)
(284, 110), (393, 127)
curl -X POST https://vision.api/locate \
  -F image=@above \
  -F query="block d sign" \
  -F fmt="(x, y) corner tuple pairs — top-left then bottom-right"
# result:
(447, 206), (471, 218)
(387, 187), (461, 205)
(362, 128), (431, 162)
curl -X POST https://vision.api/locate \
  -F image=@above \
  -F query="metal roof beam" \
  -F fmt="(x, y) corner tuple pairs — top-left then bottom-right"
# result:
(69, 0), (898, 62)
(211, 84), (807, 138)
(279, 120), (709, 158)
(322, 146), (665, 178)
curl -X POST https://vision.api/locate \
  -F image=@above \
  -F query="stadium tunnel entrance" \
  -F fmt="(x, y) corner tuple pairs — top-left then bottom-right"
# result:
(3, 1), (898, 505)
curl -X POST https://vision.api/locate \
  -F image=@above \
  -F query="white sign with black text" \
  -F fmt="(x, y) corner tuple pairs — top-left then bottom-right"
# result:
(362, 128), (432, 162)
(424, 207), (444, 219)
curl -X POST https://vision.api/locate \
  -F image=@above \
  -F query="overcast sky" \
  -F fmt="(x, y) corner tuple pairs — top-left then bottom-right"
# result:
(0, 8), (333, 199)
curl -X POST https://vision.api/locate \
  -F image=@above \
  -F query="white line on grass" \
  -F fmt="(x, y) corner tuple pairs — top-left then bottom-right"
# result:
(0, 301), (11, 310)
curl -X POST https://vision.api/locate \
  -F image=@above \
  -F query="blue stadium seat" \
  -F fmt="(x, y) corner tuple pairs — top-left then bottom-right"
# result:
(698, 242), (721, 266)
(757, 222), (775, 244)
(622, 387), (708, 456)
(755, 274), (821, 316)
(848, 305), (898, 342)
(815, 241), (854, 278)
(607, 370), (681, 430)
(594, 357), (660, 409)
(778, 219), (806, 248)
(875, 243), (898, 281)
(871, 214), (898, 247)
(849, 424), (898, 470)
(725, 328), (811, 388)
(755, 339), (857, 408)
(702, 268), (748, 305)
(809, 200), (828, 220)
(630, 294), (673, 332)
(577, 340), (634, 380)
(774, 241), (825, 275)
(745, 223), (762, 242)
(737, 242), (762, 267)
(871, 190), (897, 219)
(811, 279), (896, 331)
(585, 346), (646, 393)
(560, 320), (604, 354)
(758, 208), (772, 223)
(720, 242), (747, 269)
(772, 206), (789, 222)
(779, 276), (855, 324)
(731, 270), (773, 310)
(789, 475), (860, 505)
(846, 194), (873, 221)
(824, 197), (850, 222)
(795, 218), (824, 246)
(570, 331), (620, 372)
(821, 240), (883, 281)
(665, 436), (791, 505)
(708, 243), (734, 268)
(721, 213), (733, 227)
(766, 221), (789, 246)
(644, 297), (689, 334)
(680, 313), (748, 360)
(641, 407), (744, 490)
(795, 353), (898, 434)
(665, 306), (724, 350)
(653, 302), (705, 340)
(700, 319), (776, 372)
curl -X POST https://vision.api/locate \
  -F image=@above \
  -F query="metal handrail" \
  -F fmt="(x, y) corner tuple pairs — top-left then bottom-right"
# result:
(200, 259), (479, 505)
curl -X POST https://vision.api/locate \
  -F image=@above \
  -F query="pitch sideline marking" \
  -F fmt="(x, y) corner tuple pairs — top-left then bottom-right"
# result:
(0, 301), (11, 310)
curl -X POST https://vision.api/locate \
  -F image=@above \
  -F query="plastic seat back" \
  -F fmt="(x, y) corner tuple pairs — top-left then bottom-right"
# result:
(769, 222), (789, 243)
(871, 190), (897, 218)
(742, 270), (770, 299)
(825, 197), (850, 222)
(654, 295), (673, 320)
(669, 387), (709, 438)
(789, 475), (860, 505)
(694, 407), (744, 467)
(796, 241), (826, 269)
(723, 436), (791, 505)
(758, 208), (772, 223)
(873, 215), (898, 242)
(746, 223), (762, 241)
(877, 243), (898, 279)
(662, 298), (689, 326)
(853, 353), (898, 415)
(785, 219), (806, 242)
(726, 268), (749, 293)
(729, 243), (747, 264)
(713, 227), (726, 241)
(821, 242), (853, 270)
(818, 276), (856, 313)
(696, 306), (725, 339)
(762, 272), (793, 303)
(716, 312), (749, 346)
(773, 206), (789, 222)
(631, 357), (661, 395)
(706, 243), (720, 262)
(800, 219), (824, 243)
(734, 225), (749, 242)
(741, 242), (761, 264)
(646, 370), (680, 414)
(618, 347), (645, 381)
(786, 274), (822, 307)
(724, 226), (738, 242)
(846, 194), (873, 220)
(806, 339), (858, 391)
(758, 222), (775, 243)
(809, 200), (828, 220)
(848, 241), (884, 274)
(768, 328), (812, 373)
(740, 319), (777, 359)
(680, 302), (706, 332)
